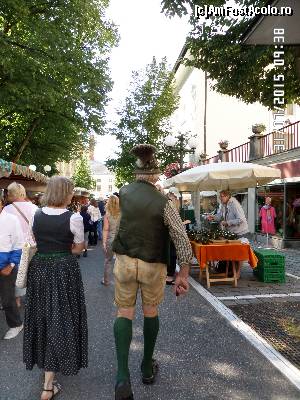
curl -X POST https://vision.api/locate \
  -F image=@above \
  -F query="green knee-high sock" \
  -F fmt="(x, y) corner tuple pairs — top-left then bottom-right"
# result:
(114, 317), (133, 383)
(142, 316), (159, 378)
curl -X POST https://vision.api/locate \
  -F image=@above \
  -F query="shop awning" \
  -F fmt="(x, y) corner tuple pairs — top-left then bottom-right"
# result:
(0, 159), (48, 191)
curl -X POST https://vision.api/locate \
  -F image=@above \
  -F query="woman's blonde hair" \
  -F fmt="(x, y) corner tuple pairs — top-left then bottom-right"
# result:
(42, 176), (74, 207)
(7, 182), (26, 201)
(105, 195), (120, 217)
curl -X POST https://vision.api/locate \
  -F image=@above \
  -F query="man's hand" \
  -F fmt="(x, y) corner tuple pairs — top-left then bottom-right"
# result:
(207, 215), (215, 221)
(174, 264), (189, 297)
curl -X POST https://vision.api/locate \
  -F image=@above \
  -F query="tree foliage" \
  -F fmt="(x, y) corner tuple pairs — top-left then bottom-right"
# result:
(0, 0), (117, 167)
(106, 57), (180, 187)
(161, 0), (300, 109)
(72, 156), (95, 190)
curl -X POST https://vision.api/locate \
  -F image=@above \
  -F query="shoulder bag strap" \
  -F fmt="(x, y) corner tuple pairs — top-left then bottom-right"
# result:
(11, 203), (30, 224)
(11, 203), (36, 244)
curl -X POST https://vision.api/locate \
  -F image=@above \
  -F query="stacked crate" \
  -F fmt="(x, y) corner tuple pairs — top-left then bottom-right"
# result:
(253, 249), (285, 283)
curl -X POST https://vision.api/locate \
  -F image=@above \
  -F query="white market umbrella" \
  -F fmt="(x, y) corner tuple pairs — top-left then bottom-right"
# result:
(200, 191), (217, 197)
(163, 162), (281, 191)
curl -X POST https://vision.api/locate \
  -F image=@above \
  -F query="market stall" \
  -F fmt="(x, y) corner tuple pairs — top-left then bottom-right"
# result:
(0, 159), (48, 193)
(191, 241), (258, 287)
(164, 162), (280, 286)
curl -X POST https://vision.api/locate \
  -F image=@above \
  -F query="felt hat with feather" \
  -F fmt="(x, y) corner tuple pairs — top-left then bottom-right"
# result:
(131, 144), (161, 175)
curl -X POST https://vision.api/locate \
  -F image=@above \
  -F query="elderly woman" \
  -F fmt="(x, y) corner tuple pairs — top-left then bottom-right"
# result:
(23, 176), (87, 400)
(0, 194), (24, 339)
(208, 190), (249, 278)
(210, 190), (249, 236)
(101, 195), (120, 286)
(4, 182), (38, 306)
(4, 182), (38, 243)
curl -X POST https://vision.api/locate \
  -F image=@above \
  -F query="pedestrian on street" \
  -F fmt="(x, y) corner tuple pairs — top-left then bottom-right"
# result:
(260, 196), (276, 234)
(101, 194), (120, 286)
(4, 182), (38, 306)
(80, 205), (91, 257)
(112, 144), (193, 400)
(88, 198), (101, 245)
(0, 194), (24, 340)
(97, 198), (106, 240)
(23, 176), (88, 400)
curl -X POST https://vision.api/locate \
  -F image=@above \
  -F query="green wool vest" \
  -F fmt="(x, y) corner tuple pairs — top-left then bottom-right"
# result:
(112, 180), (169, 263)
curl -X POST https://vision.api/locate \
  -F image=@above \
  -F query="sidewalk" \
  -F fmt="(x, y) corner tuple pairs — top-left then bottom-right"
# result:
(0, 245), (300, 399)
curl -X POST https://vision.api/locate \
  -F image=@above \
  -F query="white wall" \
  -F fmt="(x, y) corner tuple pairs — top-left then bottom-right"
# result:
(172, 64), (271, 158)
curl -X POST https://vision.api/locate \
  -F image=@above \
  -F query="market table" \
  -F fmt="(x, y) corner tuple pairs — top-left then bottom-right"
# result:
(191, 241), (258, 287)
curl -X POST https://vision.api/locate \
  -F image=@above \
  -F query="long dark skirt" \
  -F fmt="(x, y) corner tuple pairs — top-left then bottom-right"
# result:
(23, 254), (88, 375)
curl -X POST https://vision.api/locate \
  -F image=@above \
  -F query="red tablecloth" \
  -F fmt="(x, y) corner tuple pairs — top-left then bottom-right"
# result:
(191, 241), (258, 270)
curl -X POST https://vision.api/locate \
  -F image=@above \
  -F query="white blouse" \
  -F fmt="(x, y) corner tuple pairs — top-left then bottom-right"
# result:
(31, 207), (84, 244)
(87, 205), (101, 222)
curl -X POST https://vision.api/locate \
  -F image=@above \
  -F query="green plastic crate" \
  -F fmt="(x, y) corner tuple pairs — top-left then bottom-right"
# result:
(254, 249), (285, 268)
(257, 270), (286, 283)
(254, 249), (285, 261)
(253, 249), (285, 282)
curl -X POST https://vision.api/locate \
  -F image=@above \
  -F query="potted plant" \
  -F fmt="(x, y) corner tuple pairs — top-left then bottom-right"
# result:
(218, 139), (229, 150)
(199, 152), (208, 161)
(252, 123), (266, 134)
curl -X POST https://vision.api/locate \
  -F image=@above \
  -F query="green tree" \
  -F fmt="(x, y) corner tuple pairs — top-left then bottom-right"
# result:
(0, 0), (118, 165)
(106, 57), (180, 187)
(72, 156), (95, 190)
(161, 0), (300, 109)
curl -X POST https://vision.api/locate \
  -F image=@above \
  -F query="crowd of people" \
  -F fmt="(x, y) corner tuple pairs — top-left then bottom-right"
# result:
(0, 142), (193, 400)
(1, 143), (265, 400)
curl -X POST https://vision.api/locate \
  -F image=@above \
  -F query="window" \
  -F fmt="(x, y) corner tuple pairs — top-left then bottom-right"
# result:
(97, 178), (101, 183)
(109, 178), (113, 183)
(108, 185), (112, 192)
(97, 185), (101, 191)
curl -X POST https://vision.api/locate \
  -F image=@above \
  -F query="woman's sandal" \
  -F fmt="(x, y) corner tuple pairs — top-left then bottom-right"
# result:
(41, 382), (61, 400)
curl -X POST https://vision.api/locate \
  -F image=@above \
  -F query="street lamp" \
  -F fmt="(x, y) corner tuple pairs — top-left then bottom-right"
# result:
(165, 132), (197, 171)
(44, 165), (51, 174)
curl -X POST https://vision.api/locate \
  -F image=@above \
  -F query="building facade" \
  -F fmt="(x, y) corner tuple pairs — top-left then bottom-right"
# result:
(89, 160), (118, 199)
(204, 120), (300, 249)
(172, 47), (272, 159)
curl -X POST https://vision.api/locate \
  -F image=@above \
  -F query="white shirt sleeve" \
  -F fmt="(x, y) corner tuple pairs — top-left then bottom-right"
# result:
(70, 213), (84, 243)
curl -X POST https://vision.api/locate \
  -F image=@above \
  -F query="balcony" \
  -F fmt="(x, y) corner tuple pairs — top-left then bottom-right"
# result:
(204, 121), (300, 164)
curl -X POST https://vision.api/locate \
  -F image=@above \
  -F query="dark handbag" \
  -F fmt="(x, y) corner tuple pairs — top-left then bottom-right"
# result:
(0, 264), (14, 276)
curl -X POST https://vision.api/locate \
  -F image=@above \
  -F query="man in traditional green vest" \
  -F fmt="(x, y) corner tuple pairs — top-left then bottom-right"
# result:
(112, 144), (193, 400)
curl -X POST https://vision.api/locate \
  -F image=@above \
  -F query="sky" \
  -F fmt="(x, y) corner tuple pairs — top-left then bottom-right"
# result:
(94, 0), (191, 162)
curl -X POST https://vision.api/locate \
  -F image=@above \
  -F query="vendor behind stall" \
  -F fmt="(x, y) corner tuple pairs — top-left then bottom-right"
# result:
(208, 190), (249, 237)
(208, 190), (249, 278)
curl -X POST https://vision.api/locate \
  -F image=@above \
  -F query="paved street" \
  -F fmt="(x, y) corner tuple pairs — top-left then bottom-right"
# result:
(1, 244), (300, 400)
